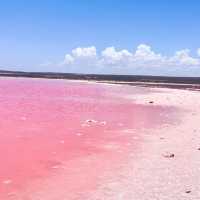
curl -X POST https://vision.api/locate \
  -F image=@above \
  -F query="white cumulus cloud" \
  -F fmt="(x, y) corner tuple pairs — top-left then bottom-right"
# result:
(101, 47), (132, 65)
(170, 49), (199, 66)
(197, 48), (200, 57)
(64, 54), (74, 65)
(134, 44), (162, 61)
(50, 44), (200, 76)
(71, 46), (97, 58)
(61, 46), (98, 68)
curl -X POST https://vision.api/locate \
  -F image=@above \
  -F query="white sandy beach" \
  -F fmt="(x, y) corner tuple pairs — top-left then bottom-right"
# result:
(87, 87), (200, 200)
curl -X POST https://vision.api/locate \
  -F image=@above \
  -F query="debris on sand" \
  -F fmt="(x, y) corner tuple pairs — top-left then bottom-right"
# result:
(149, 101), (154, 104)
(163, 152), (175, 158)
(82, 119), (107, 127)
(100, 121), (106, 125)
(197, 147), (200, 151)
(185, 190), (191, 194)
(81, 119), (97, 128)
(86, 119), (97, 124)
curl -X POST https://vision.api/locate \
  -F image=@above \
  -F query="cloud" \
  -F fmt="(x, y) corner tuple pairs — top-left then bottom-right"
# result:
(134, 44), (162, 61)
(63, 54), (74, 65)
(170, 49), (199, 66)
(61, 46), (97, 67)
(48, 44), (200, 76)
(197, 48), (200, 57)
(101, 47), (132, 66)
(71, 46), (97, 58)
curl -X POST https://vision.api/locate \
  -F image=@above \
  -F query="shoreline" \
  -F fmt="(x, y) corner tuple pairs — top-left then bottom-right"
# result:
(82, 87), (200, 199)
(0, 78), (200, 199)
(1, 74), (200, 90)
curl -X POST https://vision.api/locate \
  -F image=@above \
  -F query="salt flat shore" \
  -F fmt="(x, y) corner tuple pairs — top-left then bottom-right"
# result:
(1, 78), (200, 199)
(88, 87), (200, 200)
(22, 87), (200, 199)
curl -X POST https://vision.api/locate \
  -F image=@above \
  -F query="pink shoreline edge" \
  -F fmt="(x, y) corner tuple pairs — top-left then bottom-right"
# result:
(0, 77), (199, 199)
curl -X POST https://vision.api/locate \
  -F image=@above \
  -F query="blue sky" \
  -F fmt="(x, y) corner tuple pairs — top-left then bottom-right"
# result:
(0, 0), (200, 76)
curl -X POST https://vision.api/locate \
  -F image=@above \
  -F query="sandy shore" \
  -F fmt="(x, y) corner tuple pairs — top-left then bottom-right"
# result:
(88, 87), (200, 200)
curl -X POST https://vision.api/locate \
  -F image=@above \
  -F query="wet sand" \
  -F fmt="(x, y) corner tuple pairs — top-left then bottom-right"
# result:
(0, 77), (200, 199)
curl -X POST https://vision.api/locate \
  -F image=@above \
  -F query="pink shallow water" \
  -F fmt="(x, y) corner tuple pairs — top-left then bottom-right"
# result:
(0, 78), (172, 199)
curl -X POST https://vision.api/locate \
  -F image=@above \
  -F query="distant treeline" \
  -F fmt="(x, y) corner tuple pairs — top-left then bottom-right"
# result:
(0, 69), (200, 85)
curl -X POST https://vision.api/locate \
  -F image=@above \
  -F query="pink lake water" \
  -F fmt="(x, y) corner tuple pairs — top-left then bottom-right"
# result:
(0, 77), (173, 199)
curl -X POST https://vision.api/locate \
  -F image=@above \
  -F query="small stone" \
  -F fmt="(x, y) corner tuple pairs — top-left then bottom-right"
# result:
(197, 147), (200, 151)
(100, 121), (106, 125)
(163, 152), (175, 158)
(185, 190), (191, 194)
(86, 119), (97, 123)
(149, 101), (154, 104)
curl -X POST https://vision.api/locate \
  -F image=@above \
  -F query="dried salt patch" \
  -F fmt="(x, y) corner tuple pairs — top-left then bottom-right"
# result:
(20, 116), (27, 121)
(51, 165), (60, 169)
(7, 192), (16, 197)
(123, 129), (134, 133)
(118, 123), (123, 127)
(76, 133), (83, 136)
(81, 123), (90, 127)
(103, 143), (119, 150)
(2, 179), (12, 185)
(60, 140), (65, 144)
